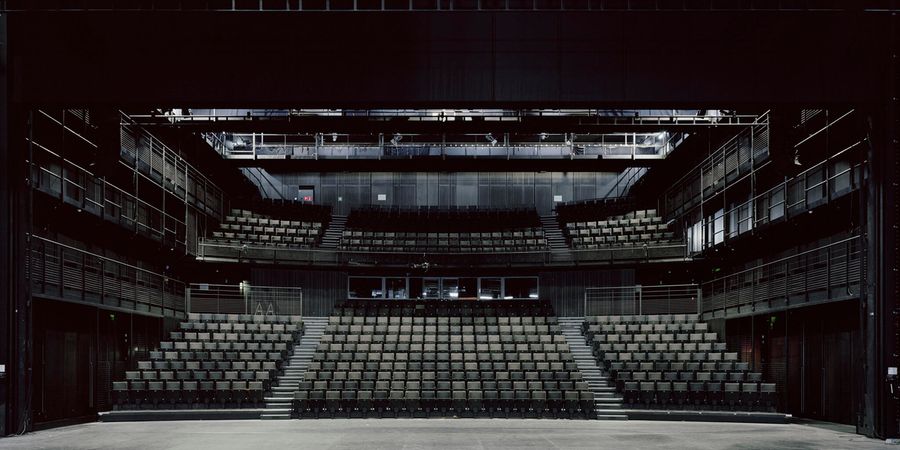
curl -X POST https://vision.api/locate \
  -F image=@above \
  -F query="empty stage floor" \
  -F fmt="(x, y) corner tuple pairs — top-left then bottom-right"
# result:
(0, 419), (884, 450)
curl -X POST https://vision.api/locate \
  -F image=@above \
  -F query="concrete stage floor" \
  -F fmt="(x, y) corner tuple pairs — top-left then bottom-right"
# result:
(0, 419), (886, 449)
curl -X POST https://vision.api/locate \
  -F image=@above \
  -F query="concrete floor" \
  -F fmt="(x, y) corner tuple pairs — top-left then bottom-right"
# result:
(0, 419), (888, 450)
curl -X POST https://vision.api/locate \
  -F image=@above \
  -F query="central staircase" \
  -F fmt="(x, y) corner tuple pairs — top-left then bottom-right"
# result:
(319, 215), (347, 249)
(261, 317), (329, 419)
(559, 317), (627, 420)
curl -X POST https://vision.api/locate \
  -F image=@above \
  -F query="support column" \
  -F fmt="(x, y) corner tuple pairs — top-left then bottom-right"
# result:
(861, 14), (900, 439)
(1, 12), (32, 435)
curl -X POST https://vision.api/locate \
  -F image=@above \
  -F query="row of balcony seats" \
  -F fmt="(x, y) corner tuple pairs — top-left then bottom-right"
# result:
(293, 300), (594, 418)
(339, 228), (548, 253)
(564, 210), (679, 249)
(111, 314), (304, 410)
(208, 209), (324, 248)
(582, 314), (777, 411)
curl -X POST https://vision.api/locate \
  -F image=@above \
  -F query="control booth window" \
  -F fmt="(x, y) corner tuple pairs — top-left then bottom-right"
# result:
(348, 277), (383, 299)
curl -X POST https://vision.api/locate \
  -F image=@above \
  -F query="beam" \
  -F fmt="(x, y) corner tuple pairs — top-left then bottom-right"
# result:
(229, 156), (662, 172)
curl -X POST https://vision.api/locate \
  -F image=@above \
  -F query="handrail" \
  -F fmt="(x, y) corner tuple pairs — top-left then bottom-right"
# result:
(30, 234), (184, 280)
(701, 235), (860, 285)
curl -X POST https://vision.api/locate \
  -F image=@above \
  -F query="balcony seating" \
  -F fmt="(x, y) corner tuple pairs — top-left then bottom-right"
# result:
(339, 206), (548, 253)
(112, 313), (303, 409)
(209, 209), (325, 248)
(564, 209), (678, 249)
(582, 314), (776, 411)
(292, 300), (594, 419)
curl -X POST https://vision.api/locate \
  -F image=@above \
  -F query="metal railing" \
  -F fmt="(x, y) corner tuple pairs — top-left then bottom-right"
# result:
(584, 284), (700, 316)
(700, 235), (863, 316)
(26, 235), (186, 317)
(197, 240), (688, 267)
(187, 283), (303, 316)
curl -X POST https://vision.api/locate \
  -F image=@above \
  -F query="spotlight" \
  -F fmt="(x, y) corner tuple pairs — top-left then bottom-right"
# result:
(331, 133), (338, 142)
(793, 151), (802, 166)
(390, 133), (402, 146)
(539, 133), (548, 141)
(485, 133), (498, 146)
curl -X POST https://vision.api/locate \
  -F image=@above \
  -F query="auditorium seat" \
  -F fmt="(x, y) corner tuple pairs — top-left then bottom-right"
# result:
(562, 209), (680, 249)
(338, 206), (549, 253)
(581, 314), (776, 412)
(292, 300), (593, 419)
(207, 208), (327, 249)
(111, 314), (304, 410)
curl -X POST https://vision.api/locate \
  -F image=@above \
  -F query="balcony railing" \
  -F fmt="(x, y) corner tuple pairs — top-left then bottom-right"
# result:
(700, 235), (863, 318)
(26, 235), (186, 317)
(584, 284), (699, 316)
(187, 283), (303, 316)
(196, 240), (688, 268)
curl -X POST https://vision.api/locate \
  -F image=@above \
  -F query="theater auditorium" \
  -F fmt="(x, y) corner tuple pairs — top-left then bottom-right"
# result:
(0, 2), (896, 449)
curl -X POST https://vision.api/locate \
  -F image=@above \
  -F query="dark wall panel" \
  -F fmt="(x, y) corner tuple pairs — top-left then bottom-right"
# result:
(259, 171), (621, 214)
(720, 300), (861, 424)
(250, 268), (347, 317)
(539, 269), (634, 317)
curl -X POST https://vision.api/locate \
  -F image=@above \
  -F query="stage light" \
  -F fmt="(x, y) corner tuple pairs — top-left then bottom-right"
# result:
(485, 133), (498, 146)
(390, 133), (402, 146)
(331, 133), (338, 142)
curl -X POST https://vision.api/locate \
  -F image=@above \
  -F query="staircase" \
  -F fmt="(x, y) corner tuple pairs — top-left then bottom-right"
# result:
(559, 317), (627, 420)
(260, 317), (329, 420)
(540, 215), (573, 261)
(319, 215), (347, 249)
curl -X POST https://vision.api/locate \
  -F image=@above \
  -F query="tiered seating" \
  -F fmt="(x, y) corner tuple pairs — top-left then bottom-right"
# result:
(340, 206), (548, 253)
(292, 300), (594, 418)
(209, 208), (326, 248)
(564, 209), (677, 249)
(111, 313), (304, 409)
(582, 315), (776, 411)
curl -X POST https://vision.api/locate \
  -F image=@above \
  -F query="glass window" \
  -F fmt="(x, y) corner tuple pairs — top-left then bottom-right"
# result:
(421, 278), (441, 299)
(386, 278), (407, 299)
(479, 278), (502, 300)
(409, 278), (423, 299)
(348, 277), (383, 299)
(441, 278), (459, 299)
(505, 278), (539, 299)
(458, 278), (478, 300)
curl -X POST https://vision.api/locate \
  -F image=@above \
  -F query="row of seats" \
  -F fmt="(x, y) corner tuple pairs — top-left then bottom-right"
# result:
(622, 381), (776, 411)
(125, 369), (272, 385)
(112, 314), (303, 410)
(320, 335), (567, 345)
(308, 361), (577, 372)
(302, 370), (583, 382)
(113, 380), (266, 408)
(208, 209), (324, 249)
(293, 388), (596, 419)
(564, 210), (679, 249)
(582, 314), (777, 411)
(293, 300), (594, 419)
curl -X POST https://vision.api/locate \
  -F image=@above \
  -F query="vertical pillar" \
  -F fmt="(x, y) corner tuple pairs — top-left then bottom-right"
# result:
(1, 11), (32, 435)
(861, 14), (900, 438)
